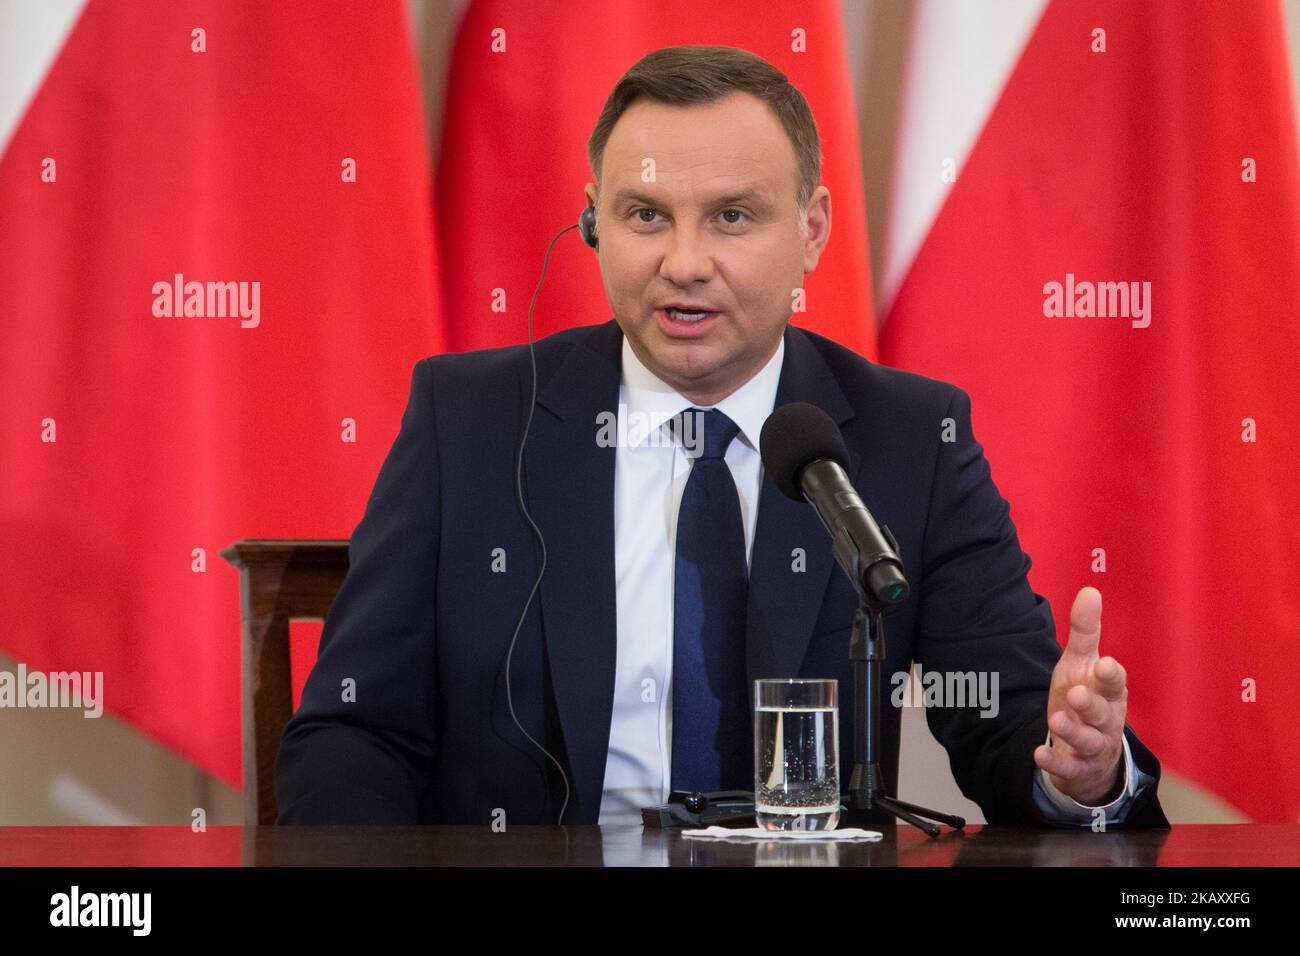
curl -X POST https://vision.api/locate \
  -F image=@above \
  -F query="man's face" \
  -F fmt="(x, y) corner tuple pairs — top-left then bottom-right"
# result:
(585, 91), (831, 406)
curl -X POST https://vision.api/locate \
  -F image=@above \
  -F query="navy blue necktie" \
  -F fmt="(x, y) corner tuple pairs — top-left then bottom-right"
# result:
(670, 407), (751, 793)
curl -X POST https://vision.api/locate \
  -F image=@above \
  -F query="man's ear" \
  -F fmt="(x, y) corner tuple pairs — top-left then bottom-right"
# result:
(802, 185), (832, 273)
(584, 182), (597, 208)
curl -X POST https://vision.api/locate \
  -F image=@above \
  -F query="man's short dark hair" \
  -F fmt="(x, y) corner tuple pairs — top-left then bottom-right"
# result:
(587, 45), (822, 215)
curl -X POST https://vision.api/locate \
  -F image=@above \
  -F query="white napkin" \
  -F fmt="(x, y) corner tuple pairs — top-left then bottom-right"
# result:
(682, 825), (883, 842)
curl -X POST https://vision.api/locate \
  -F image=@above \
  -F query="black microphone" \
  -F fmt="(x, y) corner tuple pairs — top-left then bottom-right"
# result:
(759, 402), (910, 607)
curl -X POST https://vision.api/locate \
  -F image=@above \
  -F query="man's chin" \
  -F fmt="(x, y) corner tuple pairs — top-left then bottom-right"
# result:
(652, 355), (736, 400)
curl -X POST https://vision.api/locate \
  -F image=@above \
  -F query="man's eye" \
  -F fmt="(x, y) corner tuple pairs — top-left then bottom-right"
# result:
(628, 208), (747, 226)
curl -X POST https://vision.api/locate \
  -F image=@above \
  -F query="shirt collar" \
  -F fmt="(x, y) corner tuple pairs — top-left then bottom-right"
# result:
(620, 332), (785, 452)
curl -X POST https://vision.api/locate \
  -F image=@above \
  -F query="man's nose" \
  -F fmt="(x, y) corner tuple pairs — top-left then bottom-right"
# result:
(658, 222), (715, 286)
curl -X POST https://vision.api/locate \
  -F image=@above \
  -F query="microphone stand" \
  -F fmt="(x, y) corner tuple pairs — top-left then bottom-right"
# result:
(842, 599), (966, 837)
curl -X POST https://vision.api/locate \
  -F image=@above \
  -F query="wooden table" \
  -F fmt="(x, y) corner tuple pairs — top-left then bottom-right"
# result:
(1, 824), (1297, 867)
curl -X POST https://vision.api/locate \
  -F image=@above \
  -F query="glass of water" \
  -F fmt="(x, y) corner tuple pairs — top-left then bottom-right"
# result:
(753, 678), (840, 831)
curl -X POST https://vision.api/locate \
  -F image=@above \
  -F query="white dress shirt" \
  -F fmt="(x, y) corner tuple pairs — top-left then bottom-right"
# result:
(598, 335), (783, 826)
(596, 334), (1147, 827)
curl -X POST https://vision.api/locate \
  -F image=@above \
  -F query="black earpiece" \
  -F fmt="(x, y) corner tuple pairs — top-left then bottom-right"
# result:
(579, 205), (598, 249)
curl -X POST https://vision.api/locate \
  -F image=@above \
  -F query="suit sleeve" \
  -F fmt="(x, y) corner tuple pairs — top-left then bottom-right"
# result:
(912, 386), (1166, 827)
(275, 358), (440, 824)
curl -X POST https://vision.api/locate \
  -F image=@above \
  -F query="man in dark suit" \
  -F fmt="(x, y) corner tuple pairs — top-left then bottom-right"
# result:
(276, 45), (1168, 829)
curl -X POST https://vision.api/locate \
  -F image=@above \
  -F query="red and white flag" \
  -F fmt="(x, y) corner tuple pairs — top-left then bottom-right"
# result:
(879, 0), (1300, 821)
(0, 0), (440, 788)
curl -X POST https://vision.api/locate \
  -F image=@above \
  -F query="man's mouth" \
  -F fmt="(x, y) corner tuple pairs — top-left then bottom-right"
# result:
(656, 307), (721, 337)
(666, 308), (710, 322)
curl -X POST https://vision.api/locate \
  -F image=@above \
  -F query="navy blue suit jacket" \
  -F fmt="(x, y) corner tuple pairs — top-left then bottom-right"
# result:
(276, 319), (1169, 827)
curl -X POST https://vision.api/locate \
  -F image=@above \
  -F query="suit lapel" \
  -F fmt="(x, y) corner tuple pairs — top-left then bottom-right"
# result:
(525, 321), (623, 821)
(745, 325), (858, 689)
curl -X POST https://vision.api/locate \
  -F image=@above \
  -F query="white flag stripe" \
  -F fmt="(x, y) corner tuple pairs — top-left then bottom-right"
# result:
(0, 0), (87, 158)
(878, 0), (1048, 317)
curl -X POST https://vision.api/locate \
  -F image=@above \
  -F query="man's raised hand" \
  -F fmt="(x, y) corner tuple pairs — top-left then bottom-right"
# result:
(1033, 586), (1127, 805)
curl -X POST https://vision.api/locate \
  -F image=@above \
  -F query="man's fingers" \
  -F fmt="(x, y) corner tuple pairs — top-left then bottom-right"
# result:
(1094, 655), (1127, 702)
(1049, 709), (1109, 758)
(1067, 683), (1119, 733)
(1034, 743), (1090, 781)
(1064, 586), (1102, 659)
